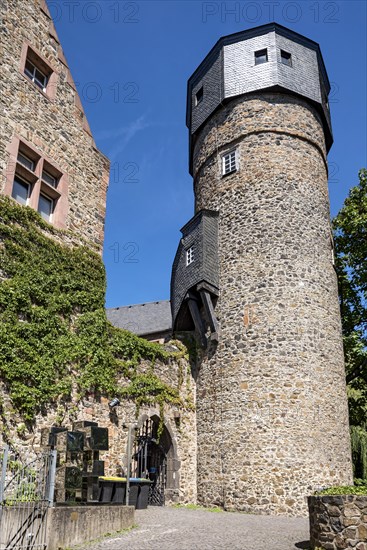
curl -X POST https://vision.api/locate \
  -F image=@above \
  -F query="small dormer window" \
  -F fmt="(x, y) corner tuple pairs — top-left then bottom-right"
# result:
(280, 50), (292, 67)
(254, 49), (268, 65)
(222, 150), (237, 176)
(186, 246), (194, 266)
(195, 87), (203, 106)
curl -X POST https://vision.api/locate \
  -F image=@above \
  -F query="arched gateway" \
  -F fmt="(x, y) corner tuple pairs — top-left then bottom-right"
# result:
(132, 415), (180, 505)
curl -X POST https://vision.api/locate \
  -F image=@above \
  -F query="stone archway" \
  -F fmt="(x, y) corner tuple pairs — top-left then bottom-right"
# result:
(132, 414), (180, 505)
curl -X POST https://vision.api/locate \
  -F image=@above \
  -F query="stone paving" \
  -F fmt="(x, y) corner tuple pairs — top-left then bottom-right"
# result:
(85, 506), (310, 550)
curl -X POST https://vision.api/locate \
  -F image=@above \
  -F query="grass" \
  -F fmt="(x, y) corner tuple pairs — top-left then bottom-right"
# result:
(172, 503), (223, 513)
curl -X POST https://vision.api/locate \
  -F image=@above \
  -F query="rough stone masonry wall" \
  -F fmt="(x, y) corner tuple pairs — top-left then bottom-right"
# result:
(0, 0), (109, 250)
(308, 495), (367, 549)
(192, 92), (353, 516)
(0, 353), (197, 505)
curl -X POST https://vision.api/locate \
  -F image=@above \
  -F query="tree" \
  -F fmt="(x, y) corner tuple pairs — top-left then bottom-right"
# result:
(333, 168), (367, 478)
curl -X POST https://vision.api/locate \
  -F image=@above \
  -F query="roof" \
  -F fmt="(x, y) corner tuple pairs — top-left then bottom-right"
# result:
(106, 300), (172, 337)
(186, 21), (330, 128)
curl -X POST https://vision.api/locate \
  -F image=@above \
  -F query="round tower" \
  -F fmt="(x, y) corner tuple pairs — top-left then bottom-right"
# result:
(171, 23), (353, 515)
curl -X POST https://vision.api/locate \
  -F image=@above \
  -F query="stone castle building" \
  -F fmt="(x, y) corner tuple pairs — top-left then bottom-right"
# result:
(0, 0), (352, 517)
(0, 0), (109, 249)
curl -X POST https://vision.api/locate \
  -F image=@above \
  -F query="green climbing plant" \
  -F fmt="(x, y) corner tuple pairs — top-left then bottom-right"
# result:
(0, 196), (187, 424)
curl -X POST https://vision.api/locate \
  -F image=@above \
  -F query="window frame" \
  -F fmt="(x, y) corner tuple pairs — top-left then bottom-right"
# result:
(280, 50), (292, 67)
(254, 49), (268, 65)
(222, 150), (237, 176)
(42, 168), (58, 188)
(38, 192), (54, 222)
(11, 175), (31, 206)
(5, 136), (67, 229)
(19, 42), (57, 101)
(24, 59), (49, 92)
(17, 151), (35, 172)
(186, 246), (194, 266)
(195, 86), (204, 106)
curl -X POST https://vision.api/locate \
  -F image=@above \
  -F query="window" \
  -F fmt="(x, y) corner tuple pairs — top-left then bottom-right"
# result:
(5, 137), (66, 228)
(24, 59), (48, 92)
(280, 50), (292, 67)
(17, 151), (35, 172)
(38, 194), (54, 222)
(12, 176), (30, 206)
(222, 150), (237, 176)
(186, 246), (194, 266)
(195, 86), (203, 106)
(20, 43), (56, 99)
(42, 169), (58, 188)
(255, 49), (268, 65)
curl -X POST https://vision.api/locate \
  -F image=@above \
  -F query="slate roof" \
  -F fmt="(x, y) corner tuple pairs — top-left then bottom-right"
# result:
(106, 300), (172, 337)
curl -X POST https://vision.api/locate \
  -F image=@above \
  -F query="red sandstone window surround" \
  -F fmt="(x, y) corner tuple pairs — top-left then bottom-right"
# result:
(19, 42), (58, 100)
(4, 136), (68, 229)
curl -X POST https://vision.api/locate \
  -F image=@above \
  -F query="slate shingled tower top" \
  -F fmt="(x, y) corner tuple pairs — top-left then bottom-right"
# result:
(171, 22), (353, 515)
(186, 22), (332, 174)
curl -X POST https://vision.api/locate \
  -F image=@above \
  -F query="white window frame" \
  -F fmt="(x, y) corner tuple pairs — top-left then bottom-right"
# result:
(222, 150), (237, 176)
(24, 59), (48, 92)
(38, 193), (54, 222)
(12, 175), (31, 206)
(42, 169), (58, 188)
(17, 151), (35, 172)
(186, 246), (194, 266)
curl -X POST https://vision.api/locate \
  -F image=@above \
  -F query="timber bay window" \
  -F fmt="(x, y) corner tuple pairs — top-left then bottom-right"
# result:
(6, 137), (66, 228)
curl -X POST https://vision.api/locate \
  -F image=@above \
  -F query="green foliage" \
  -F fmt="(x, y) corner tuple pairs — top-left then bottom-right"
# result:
(333, 168), (367, 478)
(0, 196), (184, 423)
(315, 484), (367, 496)
(350, 425), (367, 479)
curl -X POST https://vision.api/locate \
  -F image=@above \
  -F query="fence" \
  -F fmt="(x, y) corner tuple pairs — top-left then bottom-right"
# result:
(0, 445), (56, 550)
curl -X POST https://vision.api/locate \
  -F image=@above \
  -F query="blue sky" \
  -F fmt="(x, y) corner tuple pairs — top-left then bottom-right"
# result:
(51, 0), (367, 308)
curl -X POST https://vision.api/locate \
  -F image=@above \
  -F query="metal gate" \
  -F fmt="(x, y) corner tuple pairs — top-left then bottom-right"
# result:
(0, 445), (56, 550)
(132, 419), (167, 506)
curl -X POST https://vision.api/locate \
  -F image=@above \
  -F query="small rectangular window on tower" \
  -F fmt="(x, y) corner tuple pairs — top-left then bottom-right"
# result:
(186, 246), (194, 266)
(195, 87), (203, 106)
(254, 49), (268, 65)
(280, 50), (292, 67)
(222, 150), (237, 176)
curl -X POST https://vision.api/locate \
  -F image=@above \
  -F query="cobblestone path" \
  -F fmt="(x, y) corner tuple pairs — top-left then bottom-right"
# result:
(84, 506), (310, 550)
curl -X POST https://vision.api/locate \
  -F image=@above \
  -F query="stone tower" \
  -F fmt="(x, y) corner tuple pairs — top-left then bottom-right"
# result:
(171, 23), (353, 515)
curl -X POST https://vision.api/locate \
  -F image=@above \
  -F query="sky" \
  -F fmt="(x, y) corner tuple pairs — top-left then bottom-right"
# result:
(51, 0), (367, 308)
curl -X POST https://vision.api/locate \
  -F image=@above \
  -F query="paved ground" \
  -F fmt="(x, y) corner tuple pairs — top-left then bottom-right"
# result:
(85, 506), (310, 550)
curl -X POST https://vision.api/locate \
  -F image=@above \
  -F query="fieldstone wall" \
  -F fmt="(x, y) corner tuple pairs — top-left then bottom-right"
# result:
(192, 93), (353, 516)
(0, 350), (197, 505)
(0, 0), (109, 251)
(308, 495), (367, 549)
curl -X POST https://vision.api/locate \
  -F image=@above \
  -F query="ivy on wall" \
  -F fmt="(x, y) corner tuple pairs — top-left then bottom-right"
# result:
(0, 196), (184, 422)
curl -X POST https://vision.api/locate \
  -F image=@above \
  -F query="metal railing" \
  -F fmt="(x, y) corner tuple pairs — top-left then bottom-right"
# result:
(0, 445), (56, 550)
